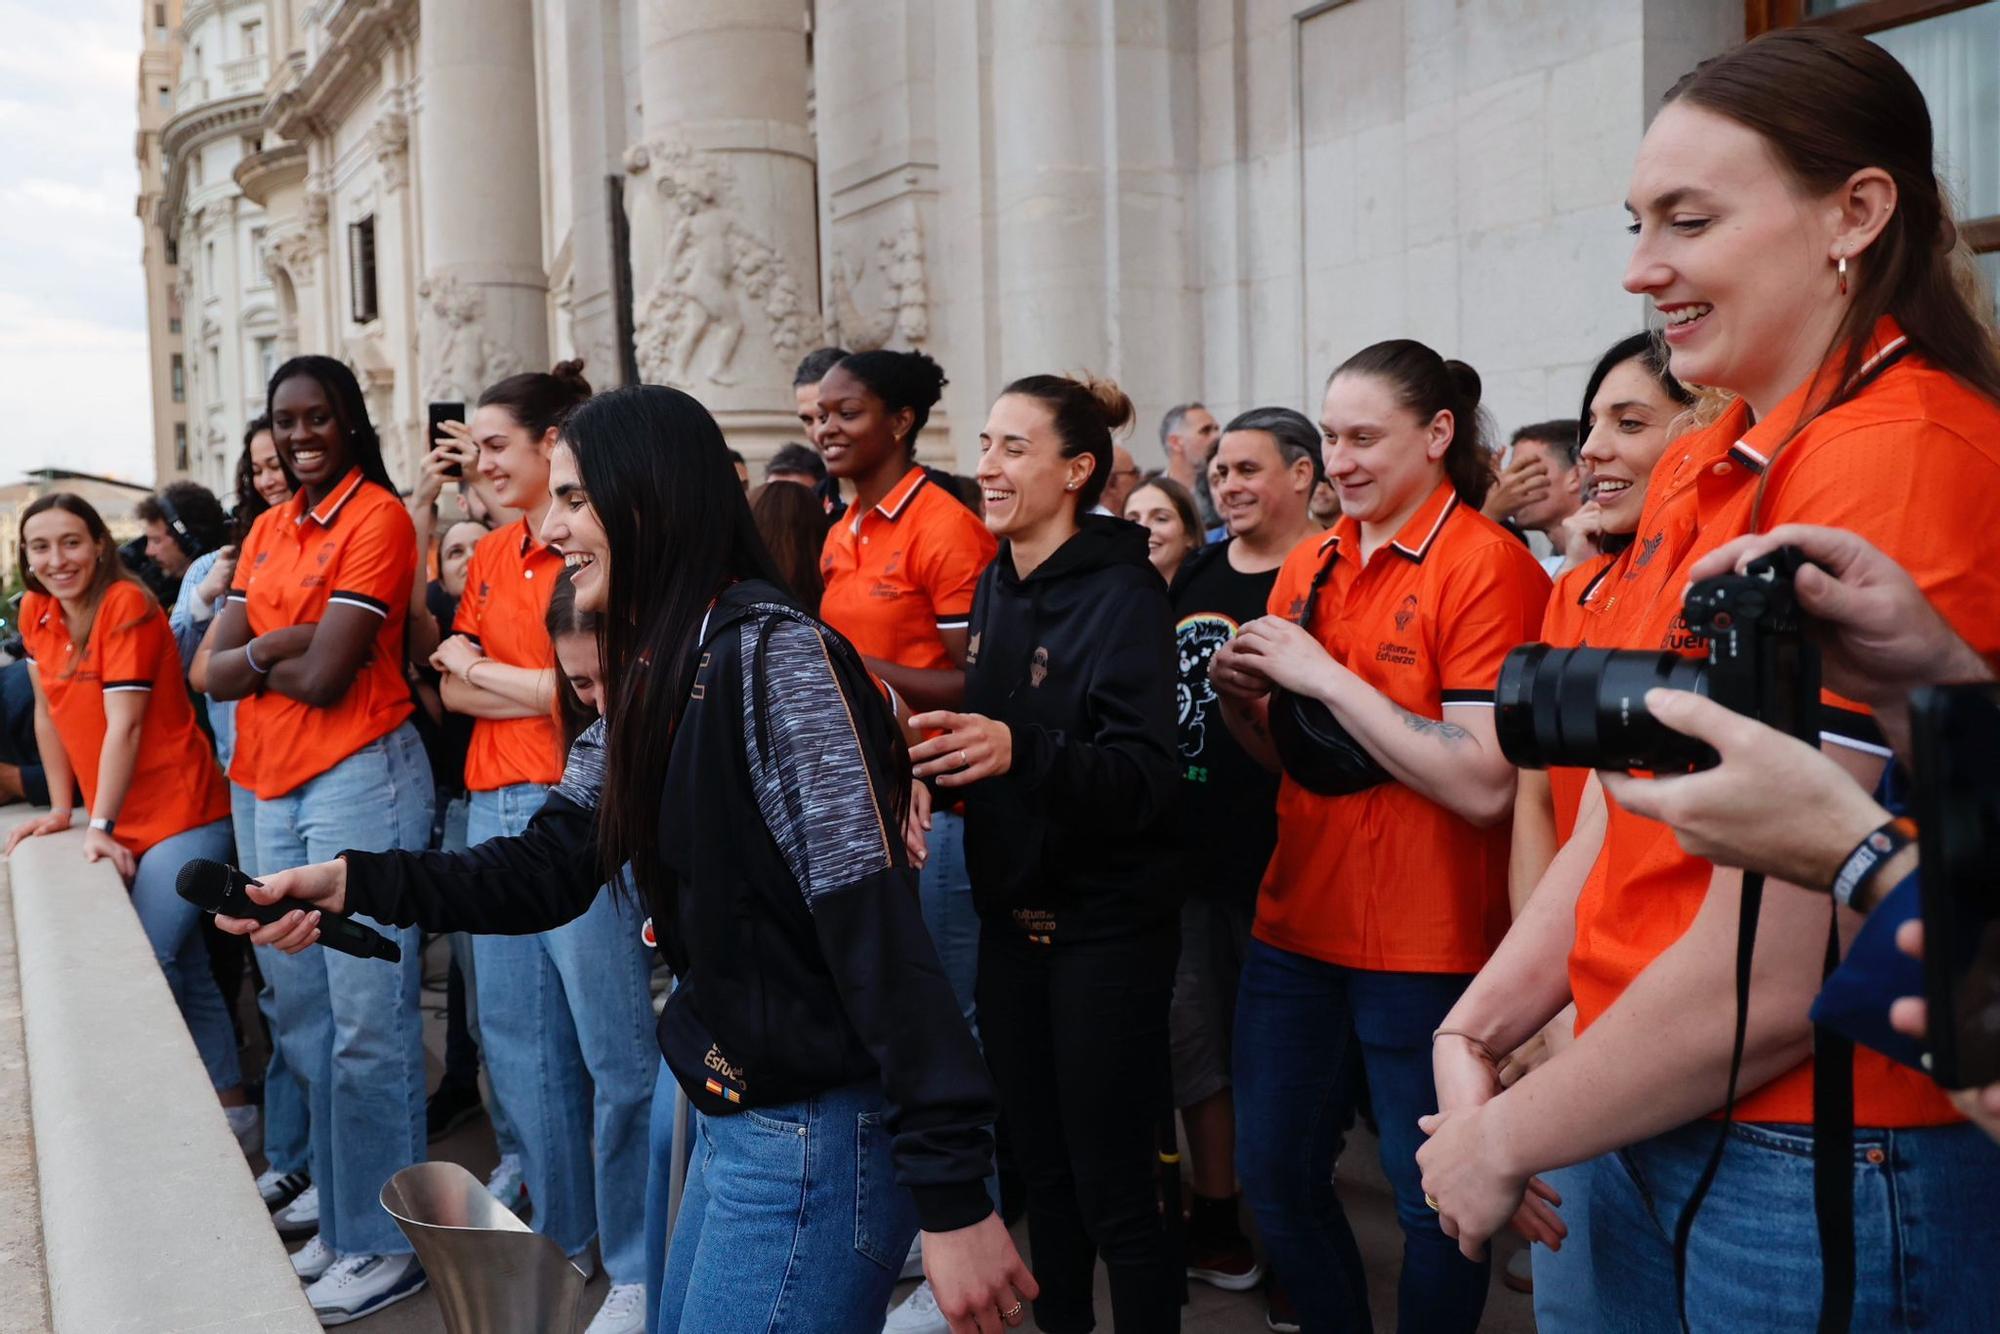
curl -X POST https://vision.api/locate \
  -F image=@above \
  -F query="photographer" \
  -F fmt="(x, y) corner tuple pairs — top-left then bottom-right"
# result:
(1414, 31), (2000, 1331)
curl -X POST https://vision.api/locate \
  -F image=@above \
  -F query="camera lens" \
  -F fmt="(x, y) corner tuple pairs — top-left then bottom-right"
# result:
(1496, 644), (1710, 772)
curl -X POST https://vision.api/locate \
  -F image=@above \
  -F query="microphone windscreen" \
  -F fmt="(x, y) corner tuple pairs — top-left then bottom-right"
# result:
(175, 857), (233, 911)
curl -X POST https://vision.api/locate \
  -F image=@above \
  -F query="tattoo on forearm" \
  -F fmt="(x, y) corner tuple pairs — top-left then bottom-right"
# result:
(1398, 706), (1470, 743)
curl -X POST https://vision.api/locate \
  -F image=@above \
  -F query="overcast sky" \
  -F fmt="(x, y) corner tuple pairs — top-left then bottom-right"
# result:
(1, 1), (154, 486)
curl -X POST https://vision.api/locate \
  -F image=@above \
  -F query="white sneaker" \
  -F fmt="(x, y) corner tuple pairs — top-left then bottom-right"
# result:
(882, 1281), (949, 1334)
(224, 1104), (262, 1155)
(273, 1183), (320, 1240)
(899, 1233), (923, 1281)
(306, 1251), (426, 1325)
(486, 1152), (528, 1214)
(255, 1167), (311, 1212)
(290, 1233), (336, 1282)
(585, 1282), (647, 1334)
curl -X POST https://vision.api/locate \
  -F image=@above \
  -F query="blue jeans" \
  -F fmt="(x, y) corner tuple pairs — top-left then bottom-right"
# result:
(234, 781), (308, 1175)
(256, 723), (433, 1256)
(437, 794), (524, 1164)
(1234, 939), (1487, 1333)
(130, 817), (242, 1092)
(644, 1057), (686, 1333)
(919, 811), (1001, 1215)
(1591, 1117), (2000, 1332)
(1530, 1158), (1600, 1332)
(656, 1078), (918, 1333)
(469, 782), (657, 1285)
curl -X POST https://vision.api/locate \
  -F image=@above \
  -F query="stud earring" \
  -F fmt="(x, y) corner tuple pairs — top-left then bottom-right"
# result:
(1837, 254), (1848, 296)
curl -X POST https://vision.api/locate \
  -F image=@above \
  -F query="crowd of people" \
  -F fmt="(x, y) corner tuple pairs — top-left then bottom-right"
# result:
(5, 26), (2000, 1334)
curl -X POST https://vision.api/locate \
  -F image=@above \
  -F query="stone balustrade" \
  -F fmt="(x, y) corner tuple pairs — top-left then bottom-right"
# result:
(0, 806), (316, 1333)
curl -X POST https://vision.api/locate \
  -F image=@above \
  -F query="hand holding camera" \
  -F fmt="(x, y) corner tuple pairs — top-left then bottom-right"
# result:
(1598, 689), (1893, 895)
(1688, 524), (1991, 763)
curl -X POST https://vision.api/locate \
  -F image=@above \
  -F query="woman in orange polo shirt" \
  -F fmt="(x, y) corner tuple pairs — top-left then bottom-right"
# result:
(1208, 340), (1549, 1333)
(204, 355), (435, 1323)
(814, 349), (999, 1325)
(428, 362), (655, 1330)
(1416, 30), (2000, 1330)
(1502, 332), (1691, 1331)
(6, 493), (247, 1124)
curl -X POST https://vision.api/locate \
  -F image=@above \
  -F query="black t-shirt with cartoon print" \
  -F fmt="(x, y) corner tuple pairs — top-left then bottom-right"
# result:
(1170, 541), (1282, 907)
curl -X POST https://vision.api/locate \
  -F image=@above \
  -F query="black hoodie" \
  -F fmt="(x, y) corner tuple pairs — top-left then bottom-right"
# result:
(959, 515), (1179, 942)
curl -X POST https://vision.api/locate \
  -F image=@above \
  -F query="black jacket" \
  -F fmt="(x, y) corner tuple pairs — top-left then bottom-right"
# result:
(959, 516), (1179, 942)
(341, 581), (997, 1232)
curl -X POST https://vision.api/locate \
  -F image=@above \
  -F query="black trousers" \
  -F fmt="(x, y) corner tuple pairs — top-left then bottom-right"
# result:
(977, 921), (1180, 1333)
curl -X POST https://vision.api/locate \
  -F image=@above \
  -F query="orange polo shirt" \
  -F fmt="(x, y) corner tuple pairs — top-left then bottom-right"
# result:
(229, 468), (417, 800)
(1257, 481), (1551, 972)
(454, 517), (565, 791)
(20, 583), (229, 854)
(819, 466), (996, 672)
(1537, 554), (1616, 844)
(1571, 321), (2000, 1127)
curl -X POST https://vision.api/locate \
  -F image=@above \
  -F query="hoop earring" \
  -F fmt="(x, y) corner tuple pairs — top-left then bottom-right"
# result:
(1837, 254), (1848, 296)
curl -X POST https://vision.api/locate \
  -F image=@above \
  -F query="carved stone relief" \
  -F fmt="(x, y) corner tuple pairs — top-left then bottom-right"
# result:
(267, 228), (316, 287)
(371, 110), (411, 191)
(824, 214), (930, 353)
(419, 271), (526, 402)
(624, 138), (815, 386)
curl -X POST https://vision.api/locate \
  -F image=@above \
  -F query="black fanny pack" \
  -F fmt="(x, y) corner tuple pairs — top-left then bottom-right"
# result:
(1267, 545), (1393, 797)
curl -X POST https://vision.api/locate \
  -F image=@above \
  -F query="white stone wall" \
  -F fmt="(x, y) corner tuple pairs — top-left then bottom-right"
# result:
(1192, 0), (1736, 454)
(167, 0), (272, 495)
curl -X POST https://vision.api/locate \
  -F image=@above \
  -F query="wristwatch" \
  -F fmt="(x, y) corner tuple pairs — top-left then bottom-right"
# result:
(88, 816), (116, 835)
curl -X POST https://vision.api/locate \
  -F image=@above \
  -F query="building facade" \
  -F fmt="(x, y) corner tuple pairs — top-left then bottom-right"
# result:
(139, 0), (2000, 488)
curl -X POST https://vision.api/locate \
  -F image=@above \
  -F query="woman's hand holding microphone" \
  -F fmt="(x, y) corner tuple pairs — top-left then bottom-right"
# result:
(212, 859), (350, 953)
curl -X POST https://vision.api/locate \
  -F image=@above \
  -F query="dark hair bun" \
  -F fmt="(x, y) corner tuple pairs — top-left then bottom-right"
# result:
(551, 358), (593, 396)
(1444, 359), (1482, 410)
(1077, 374), (1135, 436)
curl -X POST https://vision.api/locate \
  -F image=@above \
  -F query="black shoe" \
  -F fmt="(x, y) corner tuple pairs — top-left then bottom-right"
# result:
(426, 1082), (486, 1142)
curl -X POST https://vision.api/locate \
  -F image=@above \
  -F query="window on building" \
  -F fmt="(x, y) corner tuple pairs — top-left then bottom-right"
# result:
(191, 152), (203, 188)
(1759, 1), (2000, 316)
(157, 83), (171, 109)
(164, 236), (177, 267)
(170, 353), (184, 403)
(250, 227), (269, 283)
(168, 314), (181, 334)
(204, 240), (215, 288)
(257, 337), (277, 389)
(349, 215), (379, 324)
(153, 3), (166, 37)
(242, 20), (263, 59)
(174, 423), (188, 472)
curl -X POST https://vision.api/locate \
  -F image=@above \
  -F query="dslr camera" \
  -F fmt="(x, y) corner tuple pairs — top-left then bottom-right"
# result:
(1496, 546), (1821, 772)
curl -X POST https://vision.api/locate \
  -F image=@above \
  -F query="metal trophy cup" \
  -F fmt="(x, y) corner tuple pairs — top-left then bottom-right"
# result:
(381, 1161), (590, 1334)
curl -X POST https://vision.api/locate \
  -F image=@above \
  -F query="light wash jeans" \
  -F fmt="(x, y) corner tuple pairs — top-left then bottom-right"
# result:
(1591, 1117), (2000, 1332)
(918, 811), (1000, 1213)
(437, 793), (524, 1165)
(232, 780), (309, 1176)
(656, 1078), (918, 1333)
(256, 723), (432, 1257)
(468, 781), (657, 1285)
(130, 817), (242, 1093)
(1530, 1159), (1600, 1332)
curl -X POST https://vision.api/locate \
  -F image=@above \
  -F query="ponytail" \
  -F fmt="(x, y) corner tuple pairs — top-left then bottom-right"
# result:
(1330, 340), (1493, 509)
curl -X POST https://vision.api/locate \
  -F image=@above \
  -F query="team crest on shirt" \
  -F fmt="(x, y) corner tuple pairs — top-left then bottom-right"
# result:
(1029, 646), (1050, 688)
(1394, 595), (1418, 633)
(317, 540), (335, 567)
(1625, 531), (1665, 578)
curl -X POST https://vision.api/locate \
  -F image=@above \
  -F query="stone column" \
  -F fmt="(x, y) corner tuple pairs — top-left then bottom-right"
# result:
(417, 0), (547, 404)
(625, 0), (818, 451)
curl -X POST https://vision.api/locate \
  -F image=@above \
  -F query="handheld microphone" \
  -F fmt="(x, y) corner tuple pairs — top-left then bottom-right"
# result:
(176, 858), (403, 963)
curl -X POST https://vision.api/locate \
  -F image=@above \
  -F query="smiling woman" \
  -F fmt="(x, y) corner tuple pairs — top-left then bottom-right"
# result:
(198, 353), (438, 1322)
(1420, 29), (2000, 1334)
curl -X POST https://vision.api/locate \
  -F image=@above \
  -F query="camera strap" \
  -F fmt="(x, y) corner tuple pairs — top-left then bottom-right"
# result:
(1671, 871), (1761, 1333)
(1812, 905), (1856, 1333)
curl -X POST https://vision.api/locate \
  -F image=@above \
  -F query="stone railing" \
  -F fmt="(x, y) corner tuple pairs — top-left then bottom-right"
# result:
(0, 807), (316, 1332)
